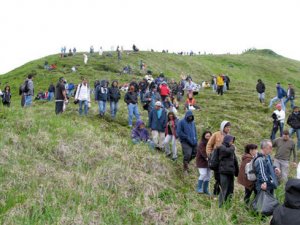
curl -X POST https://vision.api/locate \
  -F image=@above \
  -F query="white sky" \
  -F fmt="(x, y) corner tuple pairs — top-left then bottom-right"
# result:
(1, 0), (300, 74)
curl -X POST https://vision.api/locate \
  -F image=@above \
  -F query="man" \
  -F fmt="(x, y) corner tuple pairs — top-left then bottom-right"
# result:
(273, 130), (296, 182)
(95, 80), (109, 117)
(270, 104), (285, 140)
(47, 83), (55, 101)
(269, 83), (286, 111)
(124, 85), (140, 127)
(206, 121), (231, 195)
(24, 74), (34, 107)
(287, 106), (300, 150)
(55, 77), (68, 114)
(256, 79), (266, 104)
(143, 85), (161, 114)
(177, 110), (198, 175)
(108, 80), (121, 119)
(254, 140), (281, 195)
(284, 84), (295, 109)
(149, 101), (167, 150)
(75, 78), (91, 116)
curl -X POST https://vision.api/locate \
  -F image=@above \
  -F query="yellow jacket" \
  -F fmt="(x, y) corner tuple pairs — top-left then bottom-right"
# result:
(217, 76), (224, 86)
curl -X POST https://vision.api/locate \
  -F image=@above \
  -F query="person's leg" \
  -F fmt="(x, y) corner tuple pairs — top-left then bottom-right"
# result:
(171, 135), (177, 159)
(227, 175), (234, 202)
(296, 129), (300, 150)
(181, 142), (192, 172)
(163, 135), (171, 155)
(159, 132), (165, 149)
(98, 101), (102, 115)
(128, 104), (134, 126)
(279, 122), (284, 137)
(269, 96), (279, 108)
(114, 101), (119, 117)
(152, 130), (159, 147)
(110, 101), (114, 117)
(271, 123), (279, 140)
(290, 99), (295, 109)
(203, 168), (211, 195)
(261, 92), (265, 104)
(213, 171), (221, 195)
(220, 86), (223, 95)
(191, 145), (197, 161)
(84, 100), (88, 115)
(280, 159), (289, 182)
(280, 98), (286, 111)
(133, 104), (140, 121)
(79, 100), (83, 115)
(284, 97), (289, 106)
(197, 168), (206, 193)
(219, 174), (228, 207)
(103, 101), (107, 115)
(244, 188), (252, 204)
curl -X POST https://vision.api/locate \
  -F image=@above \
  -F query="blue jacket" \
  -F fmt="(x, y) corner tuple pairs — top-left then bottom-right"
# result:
(95, 80), (109, 101)
(254, 153), (278, 192)
(176, 110), (198, 146)
(277, 86), (287, 99)
(148, 108), (167, 132)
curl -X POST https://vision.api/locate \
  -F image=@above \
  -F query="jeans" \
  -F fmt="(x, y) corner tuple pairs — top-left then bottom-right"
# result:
(289, 128), (300, 150)
(258, 93), (265, 103)
(110, 101), (118, 118)
(284, 97), (295, 109)
(198, 168), (211, 181)
(48, 92), (54, 101)
(269, 97), (285, 111)
(24, 95), (32, 107)
(271, 122), (284, 140)
(163, 134), (177, 158)
(98, 101), (107, 115)
(79, 100), (88, 115)
(127, 103), (140, 126)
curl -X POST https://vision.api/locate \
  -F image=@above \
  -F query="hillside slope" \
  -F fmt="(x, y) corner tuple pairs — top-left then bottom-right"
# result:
(0, 50), (300, 224)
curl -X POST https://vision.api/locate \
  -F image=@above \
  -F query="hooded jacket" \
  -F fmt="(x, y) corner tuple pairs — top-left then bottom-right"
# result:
(131, 120), (149, 142)
(276, 86), (287, 99)
(271, 179), (300, 225)
(237, 153), (255, 190)
(256, 81), (265, 94)
(108, 81), (121, 102)
(206, 120), (230, 156)
(149, 108), (167, 132)
(159, 83), (170, 96)
(196, 135), (209, 168)
(176, 111), (198, 146)
(95, 80), (109, 101)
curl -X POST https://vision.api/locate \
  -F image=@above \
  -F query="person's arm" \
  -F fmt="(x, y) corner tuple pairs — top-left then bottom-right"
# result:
(255, 158), (269, 190)
(291, 142), (297, 163)
(148, 111), (152, 128)
(62, 90), (67, 101)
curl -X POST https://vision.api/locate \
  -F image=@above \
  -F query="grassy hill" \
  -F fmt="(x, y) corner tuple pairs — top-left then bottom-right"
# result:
(1, 49), (300, 224)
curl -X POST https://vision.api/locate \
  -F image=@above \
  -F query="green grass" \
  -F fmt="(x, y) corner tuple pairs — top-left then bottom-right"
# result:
(0, 49), (299, 224)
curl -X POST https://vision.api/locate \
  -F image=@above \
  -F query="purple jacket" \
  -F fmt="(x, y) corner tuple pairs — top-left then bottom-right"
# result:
(131, 120), (149, 141)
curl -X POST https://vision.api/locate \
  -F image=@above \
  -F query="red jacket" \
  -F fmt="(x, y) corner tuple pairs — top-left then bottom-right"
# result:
(160, 84), (170, 96)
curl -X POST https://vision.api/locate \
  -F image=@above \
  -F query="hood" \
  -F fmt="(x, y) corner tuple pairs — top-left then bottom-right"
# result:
(284, 179), (300, 209)
(184, 110), (194, 121)
(100, 80), (108, 87)
(223, 135), (235, 146)
(242, 153), (254, 161)
(135, 120), (145, 129)
(220, 120), (230, 134)
(111, 80), (118, 87)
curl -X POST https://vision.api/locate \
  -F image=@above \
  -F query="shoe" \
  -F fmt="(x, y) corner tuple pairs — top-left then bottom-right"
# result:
(172, 157), (177, 161)
(166, 153), (172, 158)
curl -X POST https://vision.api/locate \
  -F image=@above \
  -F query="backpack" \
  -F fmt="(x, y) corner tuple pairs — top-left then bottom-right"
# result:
(19, 80), (29, 95)
(245, 155), (261, 181)
(208, 148), (220, 170)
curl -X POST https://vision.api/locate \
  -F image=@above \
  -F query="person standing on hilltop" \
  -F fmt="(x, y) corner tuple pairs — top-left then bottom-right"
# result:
(206, 121), (231, 195)
(256, 79), (266, 104)
(124, 85), (140, 127)
(269, 83), (287, 111)
(284, 84), (295, 109)
(216, 74), (224, 96)
(55, 77), (68, 114)
(177, 110), (198, 175)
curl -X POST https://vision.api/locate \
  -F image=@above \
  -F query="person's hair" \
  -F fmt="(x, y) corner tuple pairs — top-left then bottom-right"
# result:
(283, 130), (289, 135)
(260, 139), (272, 150)
(28, 74), (33, 79)
(201, 130), (212, 141)
(5, 85), (10, 91)
(244, 144), (258, 154)
(257, 79), (262, 82)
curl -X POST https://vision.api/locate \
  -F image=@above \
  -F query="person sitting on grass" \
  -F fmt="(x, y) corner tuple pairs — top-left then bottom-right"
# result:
(185, 93), (200, 111)
(131, 120), (154, 149)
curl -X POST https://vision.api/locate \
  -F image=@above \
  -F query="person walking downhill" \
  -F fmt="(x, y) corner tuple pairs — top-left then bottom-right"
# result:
(74, 78), (91, 116)
(287, 106), (300, 151)
(256, 79), (266, 104)
(1, 85), (11, 107)
(217, 135), (239, 207)
(108, 80), (121, 119)
(149, 101), (167, 150)
(216, 74), (224, 96)
(163, 112), (178, 161)
(95, 80), (109, 117)
(55, 77), (68, 114)
(196, 131), (212, 195)
(206, 121), (231, 195)
(237, 144), (258, 204)
(177, 110), (198, 175)
(270, 104), (285, 140)
(284, 84), (295, 109)
(142, 85), (161, 115)
(124, 85), (140, 127)
(269, 83), (287, 111)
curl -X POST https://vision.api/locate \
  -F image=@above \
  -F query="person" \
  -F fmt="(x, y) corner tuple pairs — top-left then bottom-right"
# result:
(256, 79), (266, 104)
(132, 44), (139, 52)
(159, 81), (170, 102)
(90, 46), (94, 54)
(124, 85), (140, 127)
(287, 106), (300, 150)
(23, 74), (34, 107)
(217, 135), (239, 207)
(272, 130), (297, 182)
(185, 93), (200, 110)
(211, 75), (217, 92)
(129, 78), (139, 93)
(270, 179), (300, 225)
(284, 84), (295, 109)
(142, 85), (161, 114)
(47, 83), (55, 101)
(196, 131), (212, 194)
(216, 74), (224, 96)
(83, 54), (88, 65)
(271, 104), (285, 140)
(183, 76), (197, 93)
(138, 78), (148, 102)
(268, 83), (287, 111)
(254, 139), (281, 195)
(99, 47), (103, 56)
(108, 80), (121, 119)
(206, 121), (231, 195)
(73, 47), (76, 55)
(163, 112), (178, 160)
(55, 77), (68, 114)
(1, 85), (11, 107)
(131, 120), (154, 149)
(237, 144), (258, 204)
(149, 101), (167, 150)
(74, 78), (91, 116)
(95, 80), (109, 117)
(168, 79), (178, 98)
(224, 75), (230, 90)
(177, 110), (198, 175)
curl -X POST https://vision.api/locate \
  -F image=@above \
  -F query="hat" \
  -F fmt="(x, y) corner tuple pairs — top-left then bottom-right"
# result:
(293, 106), (299, 110)
(155, 101), (162, 107)
(276, 104), (282, 109)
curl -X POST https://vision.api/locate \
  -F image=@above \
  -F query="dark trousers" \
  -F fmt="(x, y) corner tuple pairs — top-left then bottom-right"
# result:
(219, 174), (234, 207)
(217, 86), (223, 95)
(181, 142), (197, 164)
(271, 122), (284, 140)
(213, 171), (220, 195)
(55, 101), (64, 114)
(244, 188), (257, 204)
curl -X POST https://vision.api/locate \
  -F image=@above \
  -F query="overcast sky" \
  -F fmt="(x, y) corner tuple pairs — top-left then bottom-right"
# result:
(1, 0), (299, 74)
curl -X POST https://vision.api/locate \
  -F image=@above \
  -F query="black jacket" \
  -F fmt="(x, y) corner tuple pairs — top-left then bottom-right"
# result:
(124, 91), (138, 105)
(271, 179), (300, 225)
(287, 88), (295, 99)
(108, 81), (121, 102)
(287, 112), (300, 129)
(48, 84), (55, 92)
(256, 82), (265, 94)
(218, 144), (239, 176)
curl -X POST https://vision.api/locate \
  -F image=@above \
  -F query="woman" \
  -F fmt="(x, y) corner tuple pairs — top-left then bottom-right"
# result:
(196, 131), (212, 194)
(75, 78), (91, 116)
(163, 112), (178, 161)
(237, 144), (258, 204)
(185, 93), (200, 110)
(2, 85), (11, 107)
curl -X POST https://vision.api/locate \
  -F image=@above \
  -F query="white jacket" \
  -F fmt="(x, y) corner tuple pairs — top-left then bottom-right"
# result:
(75, 83), (91, 102)
(274, 109), (285, 122)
